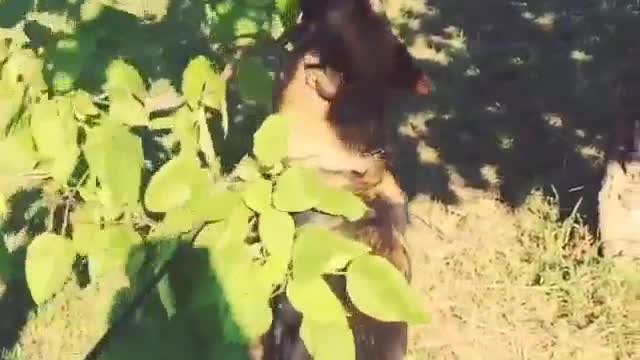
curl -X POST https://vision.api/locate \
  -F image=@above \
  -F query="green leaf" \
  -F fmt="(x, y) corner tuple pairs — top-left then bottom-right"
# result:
(72, 90), (100, 119)
(181, 55), (225, 111)
(0, 131), (38, 175)
(149, 115), (175, 130)
(72, 221), (101, 256)
(347, 255), (430, 324)
(26, 11), (75, 34)
(157, 274), (177, 318)
(173, 107), (199, 155)
(144, 153), (209, 213)
(83, 122), (144, 208)
(109, 87), (149, 126)
(205, 218), (272, 343)
(253, 113), (291, 168)
(3, 49), (47, 91)
(190, 188), (244, 223)
(31, 97), (78, 155)
(234, 16), (261, 47)
(182, 56), (210, 108)
(78, 174), (99, 202)
(210, 2), (260, 46)
(292, 226), (370, 282)
(103, 0), (170, 21)
(202, 71), (226, 112)
(195, 107), (219, 174)
(51, 71), (74, 94)
(70, 203), (101, 256)
(0, 192), (8, 218)
(261, 255), (288, 287)
(287, 277), (348, 325)
(315, 186), (368, 222)
(0, 79), (24, 132)
(87, 224), (144, 281)
(232, 156), (262, 182)
(193, 203), (253, 252)
(242, 177), (272, 213)
(30, 97), (80, 184)
(150, 183), (234, 236)
(80, 0), (104, 21)
(193, 220), (227, 249)
(275, 0), (300, 29)
(25, 233), (77, 305)
(270, 11), (285, 40)
(46, 146), (80, 185)
(152, 207), (198, 236)
(0, 41), (8, 63)
(273, 166), (321, 212)
(237, 56), (273, 107)
(105, 59), (146, 100)
(259, 207), (294, 278)
(300, 317), (355, 360)
(222, 280), (273, 343)
(219, 204), (253, 249)
(0, 28), (30, 50)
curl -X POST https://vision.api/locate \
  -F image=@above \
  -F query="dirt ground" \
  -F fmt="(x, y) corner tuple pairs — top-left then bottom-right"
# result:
(383, 0), (639, 358)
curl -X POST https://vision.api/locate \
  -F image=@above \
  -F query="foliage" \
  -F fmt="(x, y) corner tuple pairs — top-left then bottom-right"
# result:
(0, 1), (428, 359)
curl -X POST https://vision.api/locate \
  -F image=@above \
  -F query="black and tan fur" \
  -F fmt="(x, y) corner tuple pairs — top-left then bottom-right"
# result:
(274, 0), (431, 209)
(253, 1), (432, 359)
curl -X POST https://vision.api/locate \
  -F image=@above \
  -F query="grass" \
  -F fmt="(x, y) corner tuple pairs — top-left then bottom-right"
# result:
(2, 0), (640, 359)
(385, 0), (640, 358)
(405, 188), (639, 359)
(1, 273), (130, 360)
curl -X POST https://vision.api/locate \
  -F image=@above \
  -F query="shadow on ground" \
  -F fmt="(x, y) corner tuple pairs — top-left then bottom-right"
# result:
(1, 238), (259, 360)
(91, 242), (256, 360)
(385, 0), (640, 226)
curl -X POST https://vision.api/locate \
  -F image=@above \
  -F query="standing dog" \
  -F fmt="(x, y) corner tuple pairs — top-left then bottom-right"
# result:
(255, 1), (433, 359)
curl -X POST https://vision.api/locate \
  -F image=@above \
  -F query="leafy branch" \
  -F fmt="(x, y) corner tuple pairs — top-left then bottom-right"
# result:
(0, 1), (429, 359)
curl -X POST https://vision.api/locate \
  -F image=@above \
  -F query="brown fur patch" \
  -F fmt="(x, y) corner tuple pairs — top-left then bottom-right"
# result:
(256, 14), (414, 357)
(276, 49), (407, 210)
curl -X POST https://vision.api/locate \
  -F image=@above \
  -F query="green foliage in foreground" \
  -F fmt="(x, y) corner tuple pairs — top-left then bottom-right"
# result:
(0, 1), (429, 359)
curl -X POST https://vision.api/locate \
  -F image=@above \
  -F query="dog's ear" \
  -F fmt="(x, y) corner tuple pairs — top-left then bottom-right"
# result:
(297, 0), (434, 97)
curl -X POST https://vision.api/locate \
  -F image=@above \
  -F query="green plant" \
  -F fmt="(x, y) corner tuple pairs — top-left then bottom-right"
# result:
(0, 1), (429, 359)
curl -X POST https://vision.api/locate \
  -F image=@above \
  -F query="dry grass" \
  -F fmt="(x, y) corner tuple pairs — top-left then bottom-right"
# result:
(381, 0), (640, 358)
(2, 273), (130, 360)
(405, 184), (639, 359)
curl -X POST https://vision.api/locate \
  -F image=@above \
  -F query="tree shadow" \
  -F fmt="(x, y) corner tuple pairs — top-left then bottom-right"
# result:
(385, 0), (640, 225)
(17, 0), (274, 167)
(0, 188), (50, 352)
(1, 212), (259, 359)
(85, 239), (257, 360)
(0, 244), (31, 353)
(0, 0), (35, 27)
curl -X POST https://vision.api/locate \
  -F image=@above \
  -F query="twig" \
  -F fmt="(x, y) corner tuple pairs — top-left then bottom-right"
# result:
(61, 198), (72, 236)
(82, 222), (210, 360)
